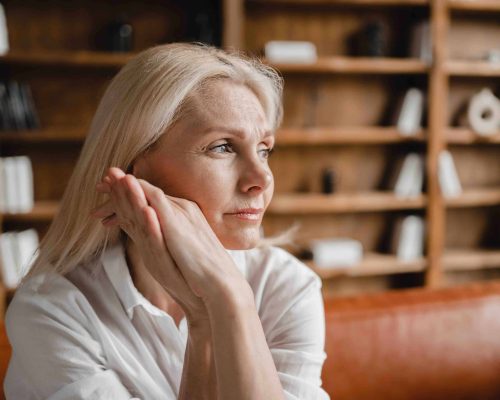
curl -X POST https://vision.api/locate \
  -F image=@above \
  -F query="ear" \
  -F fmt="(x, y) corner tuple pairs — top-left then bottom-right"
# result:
(129, 154), (148, 178)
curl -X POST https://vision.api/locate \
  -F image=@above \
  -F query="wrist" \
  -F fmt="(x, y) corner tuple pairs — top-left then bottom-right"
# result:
(205, 278), (255, 317)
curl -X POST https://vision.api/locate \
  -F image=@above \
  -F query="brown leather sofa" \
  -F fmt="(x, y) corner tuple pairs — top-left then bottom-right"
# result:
(322, 281), (500, 400)
(1, 281), (500, 399)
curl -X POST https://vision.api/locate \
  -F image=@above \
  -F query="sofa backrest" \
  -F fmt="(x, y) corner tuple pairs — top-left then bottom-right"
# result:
(322, 281), (500, 400)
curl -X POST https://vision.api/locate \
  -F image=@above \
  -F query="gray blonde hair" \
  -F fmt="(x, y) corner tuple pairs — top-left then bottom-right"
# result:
(24, 42), (284, 281)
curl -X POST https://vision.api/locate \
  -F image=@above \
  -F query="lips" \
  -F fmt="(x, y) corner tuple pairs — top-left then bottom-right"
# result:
(230, 208), (263, 214)
(226, 208), (264, 221)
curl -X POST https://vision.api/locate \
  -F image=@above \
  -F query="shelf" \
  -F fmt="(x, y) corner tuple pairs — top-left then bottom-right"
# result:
(268, 192), (426, 214)
(448, 0), (500, 11)
(1, 201), (59, 222)
(445, 188), (500, 208)
(447, 128), (500, 144)
(305, 253), (427, 279)
(444, 60), (500, 77)
(0, 127), (86, 143)
(276, 126), (426, 145)
(248, 0), (428, 6)
(0, 50), (134, 68)
(266, 57), (429, 74)
(443, 249), (500, 271)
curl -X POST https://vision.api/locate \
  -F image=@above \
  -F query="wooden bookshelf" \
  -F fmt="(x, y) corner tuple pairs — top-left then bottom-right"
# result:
(444, 61), (500, 77)
(0, 128), (86, 143)
(445, 189), (500, 208)
(1, 0), (499, 300)
(276, 127), (426, 145)
(446, 128), (500, 144)
(0, 50), (133, 68)
(268, 192), (426, 214)
(248, 0), (429, 6)
(306, 253), (427, 279)
(266, 57), (429, 74)
(443, 249), (500, 271)
(1, 201), (59, 222)
(448, 0), (500, 11)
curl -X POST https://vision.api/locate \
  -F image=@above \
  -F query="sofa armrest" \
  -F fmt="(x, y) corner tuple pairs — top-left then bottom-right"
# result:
(322, 281), (500, 400)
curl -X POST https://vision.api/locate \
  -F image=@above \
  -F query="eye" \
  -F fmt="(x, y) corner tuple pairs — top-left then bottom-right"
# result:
(259, 147), (274, 159)
(210, 143), (233, 154)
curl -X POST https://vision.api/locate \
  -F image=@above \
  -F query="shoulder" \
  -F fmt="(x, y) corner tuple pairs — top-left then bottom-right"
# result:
(242, 245), (322, 293)
(238, 246), (322, 316)
(6, 265), (98, 343)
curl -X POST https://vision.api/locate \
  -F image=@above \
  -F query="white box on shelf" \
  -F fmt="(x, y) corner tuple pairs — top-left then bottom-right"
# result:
(264, 41), (317, 64)
(310, 238), (363, 269)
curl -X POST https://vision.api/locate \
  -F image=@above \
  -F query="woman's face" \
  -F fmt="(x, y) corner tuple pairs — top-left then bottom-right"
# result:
(133, 80), (275, 250)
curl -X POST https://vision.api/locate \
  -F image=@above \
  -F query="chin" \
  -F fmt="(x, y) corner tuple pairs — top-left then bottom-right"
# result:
(219, 229), (261, 250)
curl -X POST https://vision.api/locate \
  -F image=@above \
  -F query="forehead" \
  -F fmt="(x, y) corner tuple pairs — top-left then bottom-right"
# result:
(185, 80), (269, 135)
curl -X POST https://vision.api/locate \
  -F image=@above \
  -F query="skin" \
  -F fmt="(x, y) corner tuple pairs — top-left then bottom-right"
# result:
(90, 79), (285, 400)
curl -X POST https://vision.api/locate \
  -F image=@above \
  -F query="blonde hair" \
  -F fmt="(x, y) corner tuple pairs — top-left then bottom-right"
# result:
(23, 42), (284, 282)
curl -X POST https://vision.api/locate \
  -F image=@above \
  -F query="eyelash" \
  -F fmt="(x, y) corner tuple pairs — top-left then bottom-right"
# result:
(210, 143), (274, 159)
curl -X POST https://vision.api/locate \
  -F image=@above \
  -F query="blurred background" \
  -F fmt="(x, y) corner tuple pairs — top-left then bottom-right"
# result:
(0, 0), (499, 307)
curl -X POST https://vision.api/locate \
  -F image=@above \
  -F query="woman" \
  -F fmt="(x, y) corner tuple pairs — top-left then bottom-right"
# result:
(5, 43), (329, 399)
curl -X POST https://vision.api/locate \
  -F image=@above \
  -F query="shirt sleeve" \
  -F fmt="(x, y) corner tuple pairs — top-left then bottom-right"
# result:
(4, 278), (135, 400)
(264, 257), (331, 400)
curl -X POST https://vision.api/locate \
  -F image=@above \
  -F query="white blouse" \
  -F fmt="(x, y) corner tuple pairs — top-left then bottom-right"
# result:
(4, 242), (330, 399)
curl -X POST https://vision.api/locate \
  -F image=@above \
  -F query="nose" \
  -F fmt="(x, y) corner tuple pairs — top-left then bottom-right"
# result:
(238, 157), (273, 194)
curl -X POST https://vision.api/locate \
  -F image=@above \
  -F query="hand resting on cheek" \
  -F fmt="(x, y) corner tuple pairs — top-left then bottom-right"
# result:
(90, 167), (249, 326)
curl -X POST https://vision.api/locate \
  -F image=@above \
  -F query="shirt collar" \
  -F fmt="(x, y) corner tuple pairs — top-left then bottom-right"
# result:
(101, 241), (247, 320)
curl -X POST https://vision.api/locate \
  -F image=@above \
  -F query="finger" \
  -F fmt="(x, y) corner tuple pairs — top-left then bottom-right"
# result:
(96, 182), (111, 194)
(101, 213), (118, 226)
(137, 179), (173, 218)
(122, 175), (148, 209)
(138, 206), (202, 306)
(90, 200), (115, 218)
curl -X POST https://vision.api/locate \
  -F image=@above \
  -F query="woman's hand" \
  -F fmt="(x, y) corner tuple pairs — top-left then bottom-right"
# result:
(91, 168), (251, 319)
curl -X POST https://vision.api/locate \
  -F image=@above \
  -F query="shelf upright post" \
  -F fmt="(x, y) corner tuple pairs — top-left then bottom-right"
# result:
(425, 0), (449, 287)
(222, 0), (244, 50)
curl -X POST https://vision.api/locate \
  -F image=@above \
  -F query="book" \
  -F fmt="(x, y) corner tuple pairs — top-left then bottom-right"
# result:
(2, 156), (18, 212)
(13, 229), (39, 279)
(0, 229), (39, 289)
(0, 156), (34, 213)
(396, 88), (425, 136)
(409, 20), (431, 63)
(310, 238), (363, 269)
(0, 232), (19, 289)
(394, 153), (425, 198)
(392, 215), (425, 261)
(438, 150), (462, 198)
(15, 156), (34, 213)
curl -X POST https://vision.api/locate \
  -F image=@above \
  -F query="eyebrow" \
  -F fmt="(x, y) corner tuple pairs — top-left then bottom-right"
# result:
(202, 127), (273, 139)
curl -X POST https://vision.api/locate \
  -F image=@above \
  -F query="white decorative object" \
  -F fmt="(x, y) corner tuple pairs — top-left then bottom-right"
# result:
(409, 20), (431, 63)
(394, 153), (425, 198)
(264, 41), (317, 64)
(395, 215), (425, 261)
(438, 150), (462, 198)
(397, 88), (425, 136)
(0, 4), (9, 55)
(0, 156), (34, 213)
(467, 88), (500, 137)
(0, 229), (39, 289)
(0, 232), (18, 289)
(310, 238), (363, 269)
